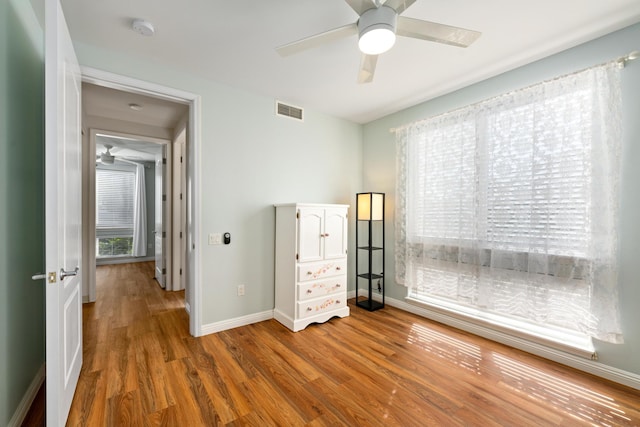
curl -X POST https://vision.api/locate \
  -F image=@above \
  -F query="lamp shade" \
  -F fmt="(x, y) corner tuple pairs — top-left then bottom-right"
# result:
(357, 192), (384, 221)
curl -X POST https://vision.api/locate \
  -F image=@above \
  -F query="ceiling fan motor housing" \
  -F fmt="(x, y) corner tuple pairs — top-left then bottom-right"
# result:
(100, 144), (115, 164)
(358, 6), (398, 55)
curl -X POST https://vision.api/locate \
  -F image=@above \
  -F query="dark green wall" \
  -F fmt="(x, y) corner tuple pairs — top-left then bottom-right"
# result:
(0, 0), (45, 424)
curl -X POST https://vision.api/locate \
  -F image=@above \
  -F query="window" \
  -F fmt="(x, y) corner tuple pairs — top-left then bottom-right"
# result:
(395, 62), (623, 346)
(96, 167), (135, 257)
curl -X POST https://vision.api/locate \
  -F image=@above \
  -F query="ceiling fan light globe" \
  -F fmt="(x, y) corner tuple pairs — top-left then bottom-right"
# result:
(359, 27), (396, 55)
(357, 6), (398, 55)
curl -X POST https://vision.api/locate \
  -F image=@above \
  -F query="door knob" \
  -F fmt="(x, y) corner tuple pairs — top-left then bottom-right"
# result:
(60, 266), (79, 280)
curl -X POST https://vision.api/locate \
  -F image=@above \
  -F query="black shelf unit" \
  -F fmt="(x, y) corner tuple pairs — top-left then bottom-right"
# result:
(355, 192), (385, 311)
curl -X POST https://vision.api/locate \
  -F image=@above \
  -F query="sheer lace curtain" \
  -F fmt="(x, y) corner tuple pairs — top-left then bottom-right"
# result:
(395, 62), (623, 343)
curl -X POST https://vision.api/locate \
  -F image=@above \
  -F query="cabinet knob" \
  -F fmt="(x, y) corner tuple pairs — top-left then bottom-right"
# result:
(336, 300), (341, 304)
(336, 266), (341, 271)
(336, 284), (341, 288)
(307, 271), (313, 275)
(307, 307), (313, 312)
(324, 233), (330, 237)
(306, 289), (313, 294)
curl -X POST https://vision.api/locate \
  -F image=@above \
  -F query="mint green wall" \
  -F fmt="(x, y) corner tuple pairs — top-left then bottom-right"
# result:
(71, 41), (363, 324)
(362, 23), (640, 375)
(0, 0), (45, 424)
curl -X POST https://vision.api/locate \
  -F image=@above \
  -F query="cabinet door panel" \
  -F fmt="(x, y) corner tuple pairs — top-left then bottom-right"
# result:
(298, 208), (324, 262)
(324, 208), (348, 259)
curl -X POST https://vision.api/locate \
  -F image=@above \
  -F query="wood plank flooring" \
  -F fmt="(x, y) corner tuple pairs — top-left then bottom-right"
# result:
(27, 261), (640, 426)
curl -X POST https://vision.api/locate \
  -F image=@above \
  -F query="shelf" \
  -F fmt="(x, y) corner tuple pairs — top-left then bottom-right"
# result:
(356, 192), (385, 312)
(357, 273), (383, 280)
(356, 299), (384, 311)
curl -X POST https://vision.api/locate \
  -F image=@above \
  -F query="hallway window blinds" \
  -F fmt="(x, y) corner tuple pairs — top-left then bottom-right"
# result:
(395, 62), (623, 345)
(96, 168), (135, 256)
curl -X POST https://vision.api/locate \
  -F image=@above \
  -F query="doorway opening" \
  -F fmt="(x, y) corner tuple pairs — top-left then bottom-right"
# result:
(93, 131), (174, 286)
(80, 68), (202, 337)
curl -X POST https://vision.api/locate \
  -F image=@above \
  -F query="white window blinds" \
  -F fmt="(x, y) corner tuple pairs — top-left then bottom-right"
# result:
(96, 168), (135, 236)
(395, 62), (623, 344)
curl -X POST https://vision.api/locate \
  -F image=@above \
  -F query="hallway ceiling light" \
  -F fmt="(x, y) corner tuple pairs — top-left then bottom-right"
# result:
(132, 19), (155, 37)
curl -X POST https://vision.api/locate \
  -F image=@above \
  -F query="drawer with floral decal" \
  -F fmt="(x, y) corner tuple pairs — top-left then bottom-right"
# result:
(297, 260), (347, 282)
(297, 276), (346, 301)
(297, 296), (347, 319)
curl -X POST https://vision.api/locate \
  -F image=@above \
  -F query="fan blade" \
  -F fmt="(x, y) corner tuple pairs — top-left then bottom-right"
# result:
(357, 54), (378, 84)
(344, 0), (376, 15)
(397, 16), (481, 48)
(383, 0), (416, 15)
(276, 23), (357, 57)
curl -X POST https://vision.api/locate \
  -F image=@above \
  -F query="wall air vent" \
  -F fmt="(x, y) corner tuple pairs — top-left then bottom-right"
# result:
(276, 101), (304, 122)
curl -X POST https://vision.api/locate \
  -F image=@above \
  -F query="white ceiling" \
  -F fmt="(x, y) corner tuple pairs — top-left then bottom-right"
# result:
(83, 83), (188, 129)
(96, 134), (162, 163)
(62, 0), (640, 124)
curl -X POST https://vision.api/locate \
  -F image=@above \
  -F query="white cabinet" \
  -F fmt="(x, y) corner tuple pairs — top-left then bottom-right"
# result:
(274, 203), (350, 332)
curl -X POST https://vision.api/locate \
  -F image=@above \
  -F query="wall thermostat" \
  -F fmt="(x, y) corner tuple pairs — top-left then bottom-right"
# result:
(223, 232), (231, 245)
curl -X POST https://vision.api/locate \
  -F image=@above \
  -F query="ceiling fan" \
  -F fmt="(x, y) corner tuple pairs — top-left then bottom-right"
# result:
(97, 144), (116, 164)
(276, 0), (481, 83)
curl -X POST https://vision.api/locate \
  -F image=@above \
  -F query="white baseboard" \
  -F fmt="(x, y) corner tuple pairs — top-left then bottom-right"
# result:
(8, 364), (45, 427)
(382, 295), (640, 390)
(200, 310), (274, 335)
(95, 256), (155, 266)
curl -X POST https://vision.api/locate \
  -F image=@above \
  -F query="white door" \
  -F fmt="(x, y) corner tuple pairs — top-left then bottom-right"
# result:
(324, 208), (348, 259)
(155, 149), (165, 287)
(44, 1), (83, 425)
(297, 208), (324, 262)
(172, 131), (186, 291)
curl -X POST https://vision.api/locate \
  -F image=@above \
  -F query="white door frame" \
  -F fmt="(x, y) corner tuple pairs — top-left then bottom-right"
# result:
(81, 66), (202, 336)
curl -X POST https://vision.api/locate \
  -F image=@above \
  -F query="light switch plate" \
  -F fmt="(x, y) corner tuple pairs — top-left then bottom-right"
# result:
(208, 233), (222, 245)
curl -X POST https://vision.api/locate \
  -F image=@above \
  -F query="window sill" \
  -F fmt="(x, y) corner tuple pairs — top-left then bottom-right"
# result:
(405, 294), (596, 360)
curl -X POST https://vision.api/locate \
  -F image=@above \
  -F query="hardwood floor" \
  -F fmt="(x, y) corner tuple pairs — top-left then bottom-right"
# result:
(26, 261), (640, 426)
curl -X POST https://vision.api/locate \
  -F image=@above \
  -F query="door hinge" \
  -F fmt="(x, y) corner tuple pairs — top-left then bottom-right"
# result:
(180, 268), (182, 275)
(163, 158), (167, 164)
(296, 253), (299, 260)
(162, 268), (166, 275)
(180, 156), (183, 163)
(180, 231), (183, 238)
(180, 193), (183, 200)
(296, 211), (300, 219)
(162, 194), (167, 202)
(162, 231), (166, 238)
